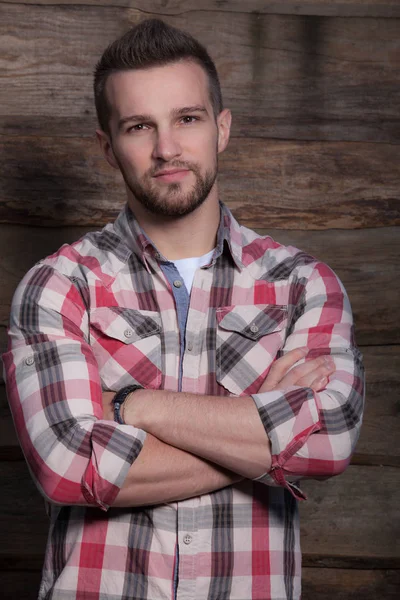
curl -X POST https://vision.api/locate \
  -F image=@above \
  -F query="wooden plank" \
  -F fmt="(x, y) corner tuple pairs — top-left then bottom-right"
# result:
(1, 462), (49, 567)
(2, 0), (400, 18)
(0, 226), (399, 360)
(0, 462), (398, 571)
(1, 136), (399, 229)
(1, 344), (398, 463)
(299, 466), (400, 562)
(219, 141), (400, 230)
(0, 572), (42, 600)
(302, 567), (400, 599)
(1, 6), (400, 142)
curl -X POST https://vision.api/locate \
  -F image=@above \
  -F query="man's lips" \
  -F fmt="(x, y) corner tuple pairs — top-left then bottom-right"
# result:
(152, 168), (190, 182)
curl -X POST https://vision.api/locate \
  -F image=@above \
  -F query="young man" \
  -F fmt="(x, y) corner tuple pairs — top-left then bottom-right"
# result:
(3, 19), (364, 600)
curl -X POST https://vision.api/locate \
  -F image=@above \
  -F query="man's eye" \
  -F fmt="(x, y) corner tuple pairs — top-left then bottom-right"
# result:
(181, 116), (197, 124)
(127, 124), (148, 133)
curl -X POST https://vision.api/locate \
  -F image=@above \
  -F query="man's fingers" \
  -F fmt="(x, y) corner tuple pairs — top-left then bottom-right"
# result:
(260, 348), (307, 391)
(285, 356), (335, 388)
(296, 363), (335, 389)
(259, 351), (336, 393)
(309, 375), (328, 392)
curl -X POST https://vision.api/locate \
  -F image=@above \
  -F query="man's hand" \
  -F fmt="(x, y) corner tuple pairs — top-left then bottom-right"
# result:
(259, 348), (335, 393)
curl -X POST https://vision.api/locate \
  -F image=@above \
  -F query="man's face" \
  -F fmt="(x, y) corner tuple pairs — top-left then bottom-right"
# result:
(99, 60), (230, 218)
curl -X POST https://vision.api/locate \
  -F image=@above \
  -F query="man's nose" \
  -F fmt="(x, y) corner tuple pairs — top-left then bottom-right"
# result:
(152, 128), (182, 161)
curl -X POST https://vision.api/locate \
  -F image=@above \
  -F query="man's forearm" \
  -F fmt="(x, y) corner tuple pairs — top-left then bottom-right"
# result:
(113, 432), (242, 507)
(124, 390), (272, 480)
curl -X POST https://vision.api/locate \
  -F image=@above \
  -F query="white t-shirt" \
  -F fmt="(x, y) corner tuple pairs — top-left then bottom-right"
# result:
(172, 249), (214, 294)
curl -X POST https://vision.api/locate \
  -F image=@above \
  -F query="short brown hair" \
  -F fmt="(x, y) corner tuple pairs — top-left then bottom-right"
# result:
(94, 19), (223, 134)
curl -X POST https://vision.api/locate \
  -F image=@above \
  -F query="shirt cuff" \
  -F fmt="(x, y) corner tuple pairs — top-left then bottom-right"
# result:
(251, 386), (321, 500)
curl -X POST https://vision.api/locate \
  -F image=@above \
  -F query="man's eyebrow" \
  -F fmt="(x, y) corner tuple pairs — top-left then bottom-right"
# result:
(172, 105), (208, 117)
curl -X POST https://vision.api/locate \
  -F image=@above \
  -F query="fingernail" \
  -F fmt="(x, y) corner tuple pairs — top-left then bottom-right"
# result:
(313, 376), (327, 390)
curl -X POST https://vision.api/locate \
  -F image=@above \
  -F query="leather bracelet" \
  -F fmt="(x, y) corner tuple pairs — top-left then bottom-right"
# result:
(112, 384), (143, 424)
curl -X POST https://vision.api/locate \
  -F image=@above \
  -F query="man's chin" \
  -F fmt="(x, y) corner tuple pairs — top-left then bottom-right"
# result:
(146, 198), (205, 219)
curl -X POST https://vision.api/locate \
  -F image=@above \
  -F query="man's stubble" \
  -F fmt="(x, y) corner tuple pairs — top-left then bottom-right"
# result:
(118, 157), (218, 219)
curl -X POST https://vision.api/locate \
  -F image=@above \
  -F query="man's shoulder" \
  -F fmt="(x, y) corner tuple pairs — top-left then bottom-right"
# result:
(238, 223), (320, 279)
(31, 222), (131, 283)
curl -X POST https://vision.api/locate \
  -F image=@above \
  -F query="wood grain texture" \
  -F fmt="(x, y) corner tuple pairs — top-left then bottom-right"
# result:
(1, 136), (399, 229)
(1, 6), (400, 142)
(302, 568), (400, 599)
(299, 466), (400, 561)
(1, 344), (399, 463)
(2, 0), (400, 18)
(1, 572), (42, 600)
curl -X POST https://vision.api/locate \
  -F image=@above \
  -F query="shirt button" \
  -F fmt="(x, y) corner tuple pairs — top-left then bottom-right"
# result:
(173, 280), (183, 288)
(187, 342), (193, 352)
(124, 328), (133, 338)
(183, 533), (193, 545)
(250, 323), (259, 334)
(25, 356), (34, 366)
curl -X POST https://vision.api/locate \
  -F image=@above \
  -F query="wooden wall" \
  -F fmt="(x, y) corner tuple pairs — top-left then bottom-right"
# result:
(1, 1), (399, 597)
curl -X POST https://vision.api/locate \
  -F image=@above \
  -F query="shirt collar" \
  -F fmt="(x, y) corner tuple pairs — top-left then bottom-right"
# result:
(112, 202), (244, 271)
(215, 202), (244, 271)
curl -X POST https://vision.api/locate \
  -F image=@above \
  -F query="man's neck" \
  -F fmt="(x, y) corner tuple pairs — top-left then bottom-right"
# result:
(128, 194), (220, 260)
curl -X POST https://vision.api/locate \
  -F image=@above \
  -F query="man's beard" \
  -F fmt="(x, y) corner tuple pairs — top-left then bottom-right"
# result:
(120, 159), (218, 218)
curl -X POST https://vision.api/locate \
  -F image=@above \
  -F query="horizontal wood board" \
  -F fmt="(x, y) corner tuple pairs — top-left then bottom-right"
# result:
(301, 567), (400, 599)
(2, 0), (400, 18)
(1, 137), (399, 229)
(299, 466), (400, 561)
(1, 7), (400, 142)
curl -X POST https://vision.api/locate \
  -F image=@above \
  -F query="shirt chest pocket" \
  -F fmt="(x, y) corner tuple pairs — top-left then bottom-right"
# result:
(89, 307), (162, 390)
(215, 304), (288, 396)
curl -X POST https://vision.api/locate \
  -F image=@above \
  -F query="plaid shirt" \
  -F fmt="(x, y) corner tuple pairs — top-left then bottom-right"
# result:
(3, 203), (364, 600)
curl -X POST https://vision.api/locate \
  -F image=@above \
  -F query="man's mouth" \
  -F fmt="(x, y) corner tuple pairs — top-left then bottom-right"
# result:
(152, 168), (190, 183)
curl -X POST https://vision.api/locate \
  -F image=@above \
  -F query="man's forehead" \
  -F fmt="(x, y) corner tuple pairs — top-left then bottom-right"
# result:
(106, 61), (212, 118)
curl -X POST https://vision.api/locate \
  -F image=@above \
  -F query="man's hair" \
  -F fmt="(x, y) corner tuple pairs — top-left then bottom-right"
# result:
(94, 19), (223, 134)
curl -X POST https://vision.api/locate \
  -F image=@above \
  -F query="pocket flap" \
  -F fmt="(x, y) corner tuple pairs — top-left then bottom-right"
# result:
(216, 305), (287, 340)
(90, 307), (161, 344)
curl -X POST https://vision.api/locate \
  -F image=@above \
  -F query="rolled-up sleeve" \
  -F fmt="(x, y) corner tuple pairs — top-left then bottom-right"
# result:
(251, 261), (365, 500)
(2, 264), (147, 510)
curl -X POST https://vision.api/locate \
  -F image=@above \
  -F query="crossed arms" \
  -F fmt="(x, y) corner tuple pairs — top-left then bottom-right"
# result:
(107, 350), (335, 506)
(3, 260), (364, 510)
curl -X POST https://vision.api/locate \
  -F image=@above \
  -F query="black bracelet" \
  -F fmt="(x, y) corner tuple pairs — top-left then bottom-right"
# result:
(112, 385), (143, 424)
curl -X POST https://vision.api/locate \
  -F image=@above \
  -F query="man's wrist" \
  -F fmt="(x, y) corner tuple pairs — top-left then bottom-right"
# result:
(112, 385), (144, 424)
(123, 388), (153, 428)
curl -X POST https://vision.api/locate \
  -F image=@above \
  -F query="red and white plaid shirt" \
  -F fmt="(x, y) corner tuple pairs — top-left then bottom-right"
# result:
(3, 203), (364, 600)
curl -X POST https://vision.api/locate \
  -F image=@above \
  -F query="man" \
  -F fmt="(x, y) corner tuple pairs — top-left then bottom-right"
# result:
(3, 19), (364, 600)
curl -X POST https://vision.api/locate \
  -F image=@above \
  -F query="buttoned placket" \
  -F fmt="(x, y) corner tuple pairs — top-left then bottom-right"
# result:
(157, 257), (197, 600)
(153, 246), (218, 600)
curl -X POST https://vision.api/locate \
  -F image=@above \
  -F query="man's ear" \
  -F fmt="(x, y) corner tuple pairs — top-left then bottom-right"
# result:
(96, 129), (119, 170)
(217, 108), (232, 154)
